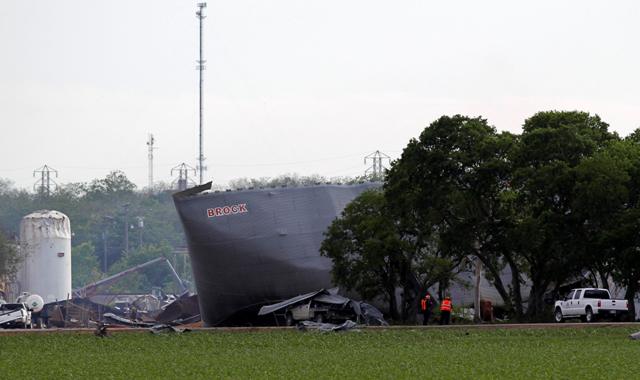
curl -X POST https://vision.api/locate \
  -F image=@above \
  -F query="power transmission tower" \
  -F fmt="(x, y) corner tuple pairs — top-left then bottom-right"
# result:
(33, 164), (58, 196)
(364, 150), (391, 180)
(196, 3), (208, 184)
(171, 163), (197, 191)
(147, 133), (155, 192)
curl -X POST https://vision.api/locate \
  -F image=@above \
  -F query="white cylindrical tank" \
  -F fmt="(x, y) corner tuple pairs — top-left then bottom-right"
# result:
(17, 210), (72, 304)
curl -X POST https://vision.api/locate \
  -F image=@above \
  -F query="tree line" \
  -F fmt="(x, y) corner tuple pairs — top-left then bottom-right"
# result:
(321, 111), (640, 322)
(0, 171), (190, 293)
(0, 171), (366, 295)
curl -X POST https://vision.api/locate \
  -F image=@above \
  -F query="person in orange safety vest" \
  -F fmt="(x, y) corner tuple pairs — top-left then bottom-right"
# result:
(420, 293), (434, 325)
(439, 296), (452, 325)
(420, 293), (433, 326)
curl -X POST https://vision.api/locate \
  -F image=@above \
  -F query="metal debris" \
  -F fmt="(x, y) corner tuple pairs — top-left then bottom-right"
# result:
(94, 322), (108, 337)
(149, 324), (191, 334)
(102, 313), (155, 327)
(297, 320), (359, 332)
(258, 288), (388, 326)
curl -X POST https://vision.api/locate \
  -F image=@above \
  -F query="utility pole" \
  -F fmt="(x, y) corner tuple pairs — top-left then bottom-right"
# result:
(474, 256), (482, 322)
(33, 164), (58, 196)
(147, 134), (155, 192)
(364, 150), (391, 180)
(122, 204), (130, 256)
(102, 215), (115, 273)
(102, 231), (108, 273)
(136, 216), (144, 247)
(171, 163), (197, 191)
(196, 3), (207, 184)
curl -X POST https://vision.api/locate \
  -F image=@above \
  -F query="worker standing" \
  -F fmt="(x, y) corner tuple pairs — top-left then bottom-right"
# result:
(439, 296), (452, 325)
(420, 293), (434, 325)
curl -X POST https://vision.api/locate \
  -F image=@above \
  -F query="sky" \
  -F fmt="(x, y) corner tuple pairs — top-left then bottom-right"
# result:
(1, 1), (639, 191)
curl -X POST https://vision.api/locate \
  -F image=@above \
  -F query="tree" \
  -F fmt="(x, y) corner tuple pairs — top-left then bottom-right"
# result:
(0, 178), (14, 194)
(71, 242), (102, 288)
(227, 173), (370, 190)
(573, 139), (640, 319)
(85, 170), (136, 197)
(0, 169), (194, 299)
(0, 230), (20, 282)
(511, 111), (618, 319)
(321, 190), (409, 320)
(385, 115), (523, 317)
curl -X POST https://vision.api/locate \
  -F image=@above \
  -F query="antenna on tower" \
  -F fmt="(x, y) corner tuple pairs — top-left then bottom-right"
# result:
(147, 133), (156, 192)
(196, 2), (208, 184)
(171, 163), (197, 191)
(33, 164), (58, 196)
(364, 150), (391, 180)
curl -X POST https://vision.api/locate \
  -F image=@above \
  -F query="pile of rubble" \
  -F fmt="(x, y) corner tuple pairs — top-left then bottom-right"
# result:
(258, 288), (388, 327)
(0, 257), (201, 330)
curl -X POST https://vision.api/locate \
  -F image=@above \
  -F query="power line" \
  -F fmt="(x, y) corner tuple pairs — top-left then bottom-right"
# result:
(0, 151), (392, 173)
(147, 133), (156, 192)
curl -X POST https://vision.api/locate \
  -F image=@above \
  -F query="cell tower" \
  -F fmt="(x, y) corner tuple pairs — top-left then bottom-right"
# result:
(33, 164), (58, 196)
(364, 150), (391, 180)
(147, 133), (155, 191)
(196, 3), (208, 184)
(171, 163), (197, 191)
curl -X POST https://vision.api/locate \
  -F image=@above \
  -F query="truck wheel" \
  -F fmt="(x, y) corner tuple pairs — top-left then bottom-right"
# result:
(554, 308), (564, 323)
(585, 307), (594, 323)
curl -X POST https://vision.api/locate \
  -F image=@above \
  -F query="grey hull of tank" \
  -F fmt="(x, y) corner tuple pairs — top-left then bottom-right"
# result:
(173, 182), (379, 326)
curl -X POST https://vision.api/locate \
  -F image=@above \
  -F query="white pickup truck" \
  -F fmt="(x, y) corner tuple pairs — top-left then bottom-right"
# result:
(554, 288), (628, 323)
(0, 303), (32, 329)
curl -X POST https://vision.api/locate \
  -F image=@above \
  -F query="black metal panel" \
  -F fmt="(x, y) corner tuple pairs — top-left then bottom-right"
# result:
(173, 183), (379, 326)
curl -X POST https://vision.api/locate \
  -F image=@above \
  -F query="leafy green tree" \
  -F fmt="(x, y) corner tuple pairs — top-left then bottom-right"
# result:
(321, 190), (409, 320)
(71, 242), (102, 288)
(385, 115), (523, 317)
(227, 173), (370, 190)
(0, 178), (14, 194)
(573, 139), (640, 318)
(0, 230), (20, 282)
(511, 111), (618, 319)
(0, 171), (189, 286)
(321, 188), (463, 321)
(86, 170), (137, 196)
(605, 210), (640, 320)
(0, 185), (35, 237)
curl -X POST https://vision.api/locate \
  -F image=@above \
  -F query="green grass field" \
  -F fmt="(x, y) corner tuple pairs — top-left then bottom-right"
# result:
(2, 326), (639, 379)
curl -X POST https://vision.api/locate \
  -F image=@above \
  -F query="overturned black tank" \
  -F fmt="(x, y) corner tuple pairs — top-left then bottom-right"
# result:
(173, 182), (378, 326)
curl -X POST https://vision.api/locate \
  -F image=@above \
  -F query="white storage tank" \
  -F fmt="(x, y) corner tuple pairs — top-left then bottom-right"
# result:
(17, 210), (72, 303)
